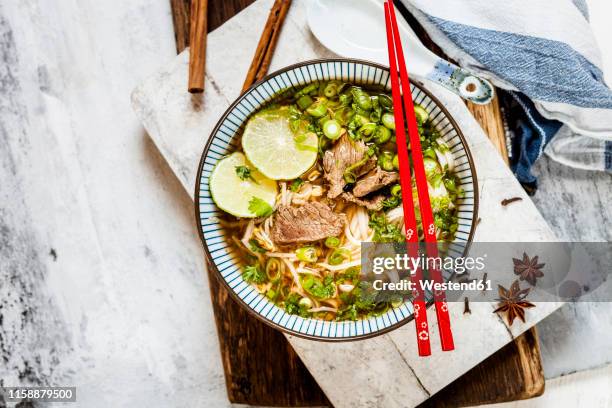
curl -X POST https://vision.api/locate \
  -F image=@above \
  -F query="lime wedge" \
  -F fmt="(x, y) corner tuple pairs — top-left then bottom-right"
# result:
(210, 152), (277, 218)
(242, 107), (318, 180)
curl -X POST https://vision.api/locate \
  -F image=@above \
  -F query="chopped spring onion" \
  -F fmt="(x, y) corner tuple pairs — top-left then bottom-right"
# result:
(265, 258), (282, 280)
(378, 151), (395, 171)
(378, 94), (393, 109)
(357, 122), (377, 141)
(391, 184), (402, 197)
(422, 157), (441, 179)
(299, 297), (313, 308)
(381, 112), (395, 129)
(296, 246), (318, 263)
(328, 248), (350, 265)
(413, 104), (429, 124)
(325, 236), (340, 248)
(323, 119), (342, 140)
(333, 106), (354, 125)
(392, 154), (399, 170)
(306, 98), (328, 117)
(374, 126), (391, 144)
(351, 88), (372, 110)
(296, 95), (313, 110)
(323, 81), (341, 98)
(343, 156), (369, 183)
(295, 83), (317, 97)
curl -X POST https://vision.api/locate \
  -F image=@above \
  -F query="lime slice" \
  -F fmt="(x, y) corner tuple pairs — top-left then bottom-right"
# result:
(242, 107), (318, 180)
(210, 152), (277, 218)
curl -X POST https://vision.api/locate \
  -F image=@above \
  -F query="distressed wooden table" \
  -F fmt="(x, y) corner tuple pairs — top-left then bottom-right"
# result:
(0, 0), (231, 406)
(1, 0), (609, 406)
(132, 1), (564, 406)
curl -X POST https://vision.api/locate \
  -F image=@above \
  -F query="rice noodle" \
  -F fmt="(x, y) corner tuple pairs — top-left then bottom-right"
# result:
(253, 227), (275, 251)
(283, 258), (302, 289)
(265, 252), (297, 259)
(277, 182), (293, 207)
(263, 216), (273, 236)
(291, 183), (312, 205)
(231, 235), (263, 263)
(307, 169), (321, 181)
(357, 207), (369, 240)
(321, 298), (339, 308)
(296, 266), (321, 276)
(317, 259), (362, 271)
(308, 306), (337, 313)
(344, 223), (361, 246)
(241, 220), (255, 248)
(217, 218), (252, 228)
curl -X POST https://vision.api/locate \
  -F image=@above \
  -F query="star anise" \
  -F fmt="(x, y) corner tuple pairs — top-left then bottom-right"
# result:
(493, 280), (535, 326)
(513, 252), (545, 286)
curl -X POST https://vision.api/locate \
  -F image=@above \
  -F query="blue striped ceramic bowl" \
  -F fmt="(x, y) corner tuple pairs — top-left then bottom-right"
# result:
(195, 59), (478, 341)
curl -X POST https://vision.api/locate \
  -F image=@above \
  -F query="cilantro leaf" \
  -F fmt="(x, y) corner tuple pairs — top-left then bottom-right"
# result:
(337, 304), (358, 321)
(381, 195), (401, 209)
(235, 165), (258, 183)
(248, 238), (266, 253)
(248, 196), (274, 217)
(284, 293), (311, 317)
(302, 274), (335, 299)
(242, 264), (266, 284)
(289, 178), (304, 192)
(368, 212), (404, 243)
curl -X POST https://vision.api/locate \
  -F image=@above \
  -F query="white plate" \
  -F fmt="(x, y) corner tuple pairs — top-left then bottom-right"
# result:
(307, 0), (494, 104)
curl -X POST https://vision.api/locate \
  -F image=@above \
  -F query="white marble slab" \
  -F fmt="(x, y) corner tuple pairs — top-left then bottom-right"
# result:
(130, 1), (564, 406)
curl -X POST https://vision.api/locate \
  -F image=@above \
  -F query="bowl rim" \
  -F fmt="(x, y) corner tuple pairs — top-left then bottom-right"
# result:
(194, 58), (479, 342)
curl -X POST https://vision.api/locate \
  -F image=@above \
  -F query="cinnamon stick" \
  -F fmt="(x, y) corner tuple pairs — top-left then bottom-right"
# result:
(242, 0), (292, 92)
(188, 0), (209, 93)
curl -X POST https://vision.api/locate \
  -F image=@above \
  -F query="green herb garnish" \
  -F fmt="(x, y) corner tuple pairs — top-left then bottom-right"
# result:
(324, 236), (340, 248)
(248, 238), (266, 253)
(289, 178), (304, 192)
(302, 275), (335, 299)
(242, 264), (266, 284)
(235, 165), (258, 183)
(284, 293), (311, 317)
(381, 195), (401, 209)
(248, 196), (274, 217)
(369, 212), (404, 243)
(296, 246), (318, 263)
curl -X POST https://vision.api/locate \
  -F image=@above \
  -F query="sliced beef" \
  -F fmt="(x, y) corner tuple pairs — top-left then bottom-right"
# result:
(323, 134), (375, 199)
(341, 193), (385, 211)
(271, 202), (346, 244)
(353, 167), (399, 197)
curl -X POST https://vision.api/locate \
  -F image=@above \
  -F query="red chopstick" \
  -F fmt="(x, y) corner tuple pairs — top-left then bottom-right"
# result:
(383, 2), (431, 357)
(384, 1), (455, 351)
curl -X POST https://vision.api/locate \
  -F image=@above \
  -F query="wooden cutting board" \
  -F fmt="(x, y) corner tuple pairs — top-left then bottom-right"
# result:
(168, 1), (544, 406)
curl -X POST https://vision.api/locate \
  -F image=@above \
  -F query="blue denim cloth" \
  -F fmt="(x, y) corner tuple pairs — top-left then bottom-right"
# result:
(424, 17), (612, 188)
(402, 0), (612, 187)
(508, 92), (563, 190)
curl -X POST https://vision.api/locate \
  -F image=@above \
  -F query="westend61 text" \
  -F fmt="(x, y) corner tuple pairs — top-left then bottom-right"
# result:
(372, 279), (492, 292)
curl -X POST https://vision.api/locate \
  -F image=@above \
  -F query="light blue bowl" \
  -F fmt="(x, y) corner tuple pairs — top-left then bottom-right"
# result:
(195, 59), (478, 341)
